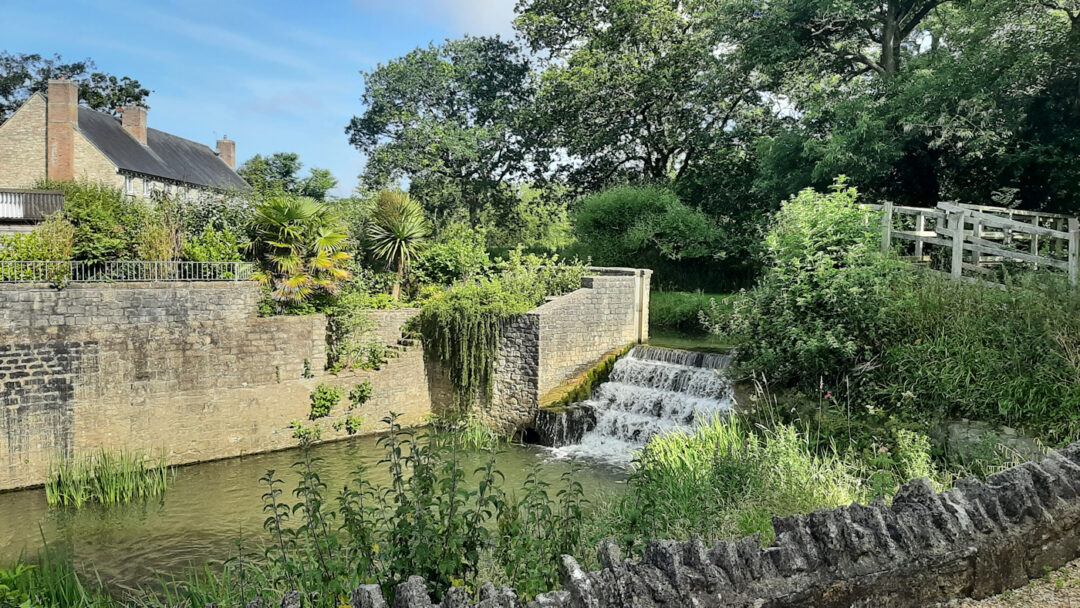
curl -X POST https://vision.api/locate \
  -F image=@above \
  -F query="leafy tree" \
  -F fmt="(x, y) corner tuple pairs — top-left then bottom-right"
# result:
(0, 52), (150, 119)
(346, 36), (539, 225)
(515, 0), (764, 192)
(238, 153), (338, 201)
(572, 184), (726, 289)
(249, 195), (352, 304)
(366, 191), (429, 300)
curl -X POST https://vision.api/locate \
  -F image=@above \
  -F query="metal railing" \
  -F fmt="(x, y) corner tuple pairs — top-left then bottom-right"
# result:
(0, 190), (65, 220)
(0, 261), (255, 283)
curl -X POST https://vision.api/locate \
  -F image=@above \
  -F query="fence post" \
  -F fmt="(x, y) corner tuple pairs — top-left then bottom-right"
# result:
(881, 201), (893, 255)
(951, 210), (965, 280)
(914, 212), (926, 261)
(1069, 218), (1079, 288)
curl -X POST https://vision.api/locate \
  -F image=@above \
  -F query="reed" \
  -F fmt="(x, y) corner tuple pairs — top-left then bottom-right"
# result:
(45, 449), (171, 507)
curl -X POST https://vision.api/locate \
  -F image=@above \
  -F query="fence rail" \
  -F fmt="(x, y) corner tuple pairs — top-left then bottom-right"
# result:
(865, 202), (1080, 286)
(0, 190), (65, 220)
(0, 261), (255, 283)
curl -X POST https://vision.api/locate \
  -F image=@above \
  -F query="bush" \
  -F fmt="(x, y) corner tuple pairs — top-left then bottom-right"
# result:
(726, 179), (904, 384)
(181, 226), (243, 262)
(308, 384), (344, 420)
(726, 178), (1080, 440)
(412, 223), (491, 286)
(0, 214), (74, 262)
(574, 185), (719, 263)
(45, 181), (151, 261)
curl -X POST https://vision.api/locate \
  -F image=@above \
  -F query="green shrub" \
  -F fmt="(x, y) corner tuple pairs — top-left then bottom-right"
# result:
(0, 215), (75, 262)
(45, 181), (151, 261)
(412, 223), (491, 286)
(182, 225), (243, 262)
(349, 380), (373, 409)
(308, 384), (344, 420)
(726, 179), (904, 384)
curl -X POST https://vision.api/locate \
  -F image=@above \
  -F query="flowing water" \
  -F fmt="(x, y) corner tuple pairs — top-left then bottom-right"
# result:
(0, 435), (624, 591)
(537, 346), (735, 463)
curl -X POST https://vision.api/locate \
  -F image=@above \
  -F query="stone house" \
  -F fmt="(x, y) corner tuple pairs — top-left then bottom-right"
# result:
(0, 79), (249, 203)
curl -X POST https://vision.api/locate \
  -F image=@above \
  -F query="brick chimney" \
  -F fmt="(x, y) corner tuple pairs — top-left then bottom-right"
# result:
(46, 79), (78, 182)
(121, 105), (147, 145)
(216, 136), (235, 169)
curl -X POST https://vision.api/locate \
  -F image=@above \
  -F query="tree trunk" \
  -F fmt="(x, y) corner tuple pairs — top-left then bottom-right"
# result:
(881, 1), (901, 76)
(392, 256), (403, 301)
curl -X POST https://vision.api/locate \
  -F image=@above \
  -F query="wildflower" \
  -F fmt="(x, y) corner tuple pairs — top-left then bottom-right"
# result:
(824, 391), (833, 400)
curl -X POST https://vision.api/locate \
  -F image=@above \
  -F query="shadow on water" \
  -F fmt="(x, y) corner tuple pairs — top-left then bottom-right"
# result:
(0, 432), (626, 590)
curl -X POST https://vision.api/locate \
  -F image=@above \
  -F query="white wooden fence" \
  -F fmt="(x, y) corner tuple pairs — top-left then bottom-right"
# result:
(864, 202), (1080, 286)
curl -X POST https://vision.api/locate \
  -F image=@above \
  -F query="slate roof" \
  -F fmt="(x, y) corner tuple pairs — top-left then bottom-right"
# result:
(77, 107), (249, 191)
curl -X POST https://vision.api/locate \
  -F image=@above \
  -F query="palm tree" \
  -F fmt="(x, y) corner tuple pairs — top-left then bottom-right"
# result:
(366, 191), (428, 300)
(249, 195), (352, 304)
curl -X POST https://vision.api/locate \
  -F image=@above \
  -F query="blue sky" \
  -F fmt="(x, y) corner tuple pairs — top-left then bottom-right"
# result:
(0, 0), (517, 196)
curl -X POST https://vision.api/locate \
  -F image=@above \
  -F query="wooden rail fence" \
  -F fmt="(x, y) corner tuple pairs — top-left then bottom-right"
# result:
(864, 202), (1080, 287)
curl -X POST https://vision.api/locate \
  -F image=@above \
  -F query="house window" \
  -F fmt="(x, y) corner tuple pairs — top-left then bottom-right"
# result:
(124, 176), (134, 196)
(142, 180), (150, 197)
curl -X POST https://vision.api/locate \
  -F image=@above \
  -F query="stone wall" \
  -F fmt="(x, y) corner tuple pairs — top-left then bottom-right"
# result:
(0, 282), (435, 491)
(330, 441), (1080, 608)
(480, 268), (651, 435)
(0, 94), (47, 189)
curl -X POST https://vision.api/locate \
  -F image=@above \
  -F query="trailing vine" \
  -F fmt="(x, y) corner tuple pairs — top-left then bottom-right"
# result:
(415, 253), (587, 415)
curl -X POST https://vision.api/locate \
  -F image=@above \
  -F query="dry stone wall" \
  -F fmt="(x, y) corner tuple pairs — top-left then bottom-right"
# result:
(326, 441), (1080, 608)
(0, 282), (435, 491)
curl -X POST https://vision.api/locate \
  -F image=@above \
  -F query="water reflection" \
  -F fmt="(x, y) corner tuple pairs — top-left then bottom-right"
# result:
(0, 433), (625, 589)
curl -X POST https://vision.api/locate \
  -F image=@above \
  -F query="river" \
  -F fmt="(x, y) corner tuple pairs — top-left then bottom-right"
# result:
(0, 434), (626, 591)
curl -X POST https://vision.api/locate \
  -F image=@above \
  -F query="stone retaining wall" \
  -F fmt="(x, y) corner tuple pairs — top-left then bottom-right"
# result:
(334, 441), (1080, 607)
(0, 282), (434, 491)
(481, 268), (651, 435)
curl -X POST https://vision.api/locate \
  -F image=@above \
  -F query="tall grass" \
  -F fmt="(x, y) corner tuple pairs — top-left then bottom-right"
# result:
(0, 543), (109, 608)
(46, 450), (171, 508)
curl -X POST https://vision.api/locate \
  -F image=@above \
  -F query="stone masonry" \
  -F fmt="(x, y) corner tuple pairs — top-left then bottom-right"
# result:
(0, 272), (647, 490)
(0, 282), (434, 491)
(325, 441), (1080, 607)
(480, 268), (651, 435)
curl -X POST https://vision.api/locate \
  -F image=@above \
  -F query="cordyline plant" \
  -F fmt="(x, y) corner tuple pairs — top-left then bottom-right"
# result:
(249, 195), (352, 304)
(366, 191), (428, 300)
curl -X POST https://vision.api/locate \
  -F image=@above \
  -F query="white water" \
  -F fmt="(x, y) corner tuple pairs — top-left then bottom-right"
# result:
(547, 346), (735, 464)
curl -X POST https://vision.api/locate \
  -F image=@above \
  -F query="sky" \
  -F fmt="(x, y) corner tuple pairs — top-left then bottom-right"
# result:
(0, 0), (518, 197)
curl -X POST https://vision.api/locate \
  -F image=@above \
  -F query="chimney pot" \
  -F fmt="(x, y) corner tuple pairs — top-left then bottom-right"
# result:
(121, 105), (148, 145)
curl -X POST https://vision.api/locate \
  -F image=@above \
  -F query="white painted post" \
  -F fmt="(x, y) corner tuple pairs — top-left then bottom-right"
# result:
(881, 201), (893, 256)
(1069, 218), (1079, 288)
(914, 212), (926, 260)
(951, 211), (965, 280)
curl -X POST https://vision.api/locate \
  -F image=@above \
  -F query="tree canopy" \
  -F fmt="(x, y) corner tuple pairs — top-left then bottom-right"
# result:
(0, 52), (150, 120)
(346, 36), (540, 225)
(238, 153), (339, 201)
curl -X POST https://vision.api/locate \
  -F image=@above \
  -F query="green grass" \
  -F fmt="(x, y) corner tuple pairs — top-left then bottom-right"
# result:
(46, 450), (171, 508)
(649, 291), (733, 332)
(647, 327), (733, 352)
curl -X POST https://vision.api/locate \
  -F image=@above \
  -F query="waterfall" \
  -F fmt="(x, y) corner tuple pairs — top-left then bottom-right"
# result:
(539, 345), (734, 463)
